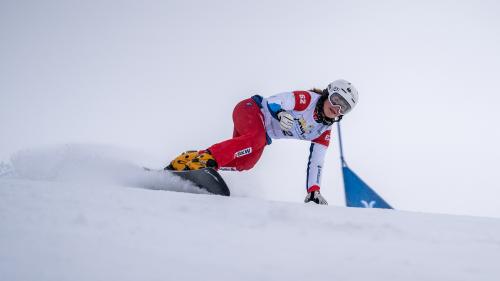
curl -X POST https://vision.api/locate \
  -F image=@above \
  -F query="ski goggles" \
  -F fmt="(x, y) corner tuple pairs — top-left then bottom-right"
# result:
(328, 92), (352, 115)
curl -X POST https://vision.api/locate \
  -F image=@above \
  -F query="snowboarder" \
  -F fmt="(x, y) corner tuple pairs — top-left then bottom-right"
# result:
(166, 79), (359, 205)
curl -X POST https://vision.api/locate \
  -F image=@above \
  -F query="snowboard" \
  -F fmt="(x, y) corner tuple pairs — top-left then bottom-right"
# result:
(145, 167), (230, 196)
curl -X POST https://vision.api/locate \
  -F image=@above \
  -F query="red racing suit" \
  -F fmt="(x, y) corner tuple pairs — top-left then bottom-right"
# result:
(208, 91), (332, 192)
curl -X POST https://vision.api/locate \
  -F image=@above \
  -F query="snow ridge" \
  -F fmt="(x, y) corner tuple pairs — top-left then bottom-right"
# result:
(4, 144), (208, 194)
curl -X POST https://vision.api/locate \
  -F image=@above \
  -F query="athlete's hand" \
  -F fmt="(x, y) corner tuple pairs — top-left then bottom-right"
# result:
(277, 111), (294, 131)
(304, 190), (328, 205)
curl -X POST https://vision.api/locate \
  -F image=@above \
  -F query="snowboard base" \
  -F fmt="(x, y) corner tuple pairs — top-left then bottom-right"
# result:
(145, 167), (230, 196)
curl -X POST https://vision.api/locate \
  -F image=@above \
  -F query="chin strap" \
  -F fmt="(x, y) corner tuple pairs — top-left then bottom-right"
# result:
(324, 115), (343, 125)
(331, 115), (343, 124)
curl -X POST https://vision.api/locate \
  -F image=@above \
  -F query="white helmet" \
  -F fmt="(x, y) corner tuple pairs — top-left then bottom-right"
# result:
(326, 79), (359, 114)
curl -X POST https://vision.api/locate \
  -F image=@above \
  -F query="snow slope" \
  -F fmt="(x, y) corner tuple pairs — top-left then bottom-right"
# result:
(1, 145), (500, 281)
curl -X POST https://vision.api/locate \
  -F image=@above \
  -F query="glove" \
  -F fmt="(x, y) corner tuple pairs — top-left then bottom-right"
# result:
(304, 191), (328, 205)
(277, 110), (294, 131)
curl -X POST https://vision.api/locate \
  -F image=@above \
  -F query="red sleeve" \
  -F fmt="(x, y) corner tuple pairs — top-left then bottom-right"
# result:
(312, 130), (331, 147)
(292, 91), (311, 111)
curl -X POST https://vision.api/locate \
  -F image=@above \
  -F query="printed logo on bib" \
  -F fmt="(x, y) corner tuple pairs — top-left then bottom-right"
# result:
(235, 147), (252, 158)
(297, 116), (314, 135)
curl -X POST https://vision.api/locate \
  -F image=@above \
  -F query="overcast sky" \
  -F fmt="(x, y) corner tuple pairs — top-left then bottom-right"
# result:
(1, 0), (500, 217)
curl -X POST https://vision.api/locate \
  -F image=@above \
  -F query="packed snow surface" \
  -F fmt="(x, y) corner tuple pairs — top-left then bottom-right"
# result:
(1, 145), (500, 281)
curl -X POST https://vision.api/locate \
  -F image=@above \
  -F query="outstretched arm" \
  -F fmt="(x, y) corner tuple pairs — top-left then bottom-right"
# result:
(306, 142), (328, 193)
(304, 130), (331, 205)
